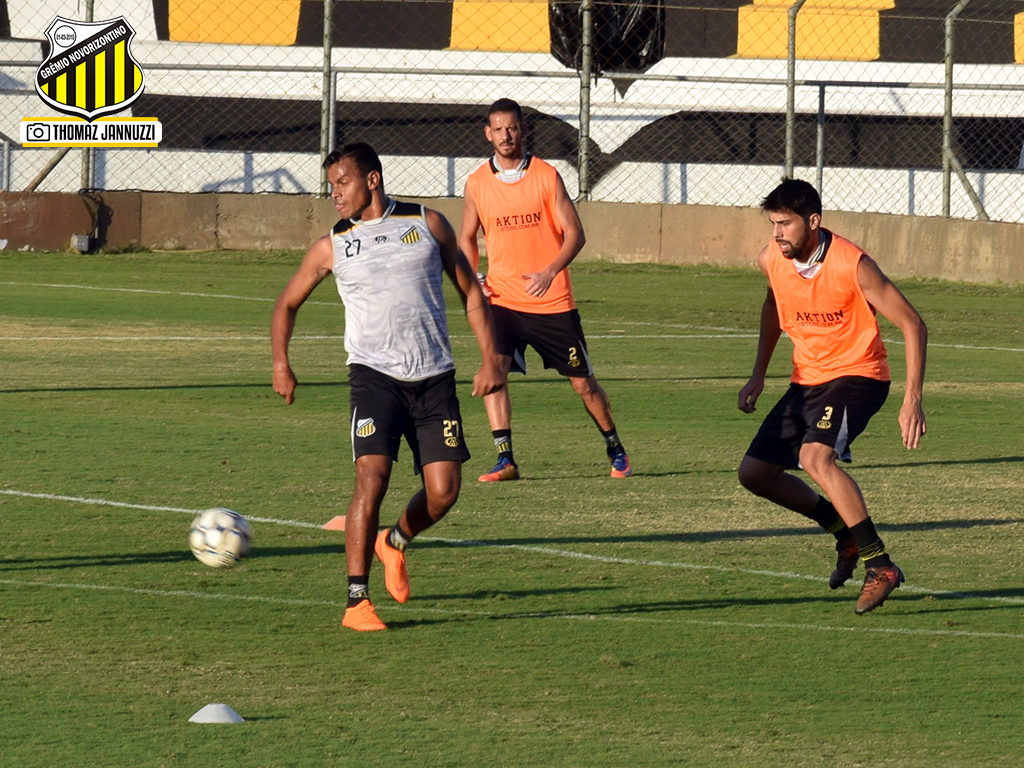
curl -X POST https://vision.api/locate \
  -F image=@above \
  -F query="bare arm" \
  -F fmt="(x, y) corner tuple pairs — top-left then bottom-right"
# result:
(458, 187), (483, 273)
(522, 172), (586, 298)
(428, 209), (505, 397)
(858, 255), (928, 449)
(271, 236), (334, 404)
(739, 246), (782, 413)
(458, 184), (493, 298)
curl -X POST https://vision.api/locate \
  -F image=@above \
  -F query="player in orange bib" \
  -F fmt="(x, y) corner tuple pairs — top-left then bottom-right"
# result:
(459, 99), (631, 481)
(737, 178), (927, 615)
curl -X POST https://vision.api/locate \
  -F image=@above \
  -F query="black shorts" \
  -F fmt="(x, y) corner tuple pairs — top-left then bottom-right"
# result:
(491, 304), (593, 378)
(348, 364), (470, 472)
(745, 376), (890, 469)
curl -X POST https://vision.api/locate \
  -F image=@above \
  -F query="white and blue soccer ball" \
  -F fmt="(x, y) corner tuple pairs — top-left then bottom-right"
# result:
(189, 507), (252, 568)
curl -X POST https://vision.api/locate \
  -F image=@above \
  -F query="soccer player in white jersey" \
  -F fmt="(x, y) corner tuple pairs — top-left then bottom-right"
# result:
(272, 143), (505, 631)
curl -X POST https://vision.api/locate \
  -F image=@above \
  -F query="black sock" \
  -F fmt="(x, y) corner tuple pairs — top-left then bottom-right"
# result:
(492, 429), (515, 464)
(601, 425), (625, 457)
(347, 577), (369, 608)
(802, 496), (852, 542)
(387, 523), (412, 552)
(849, 519), (892, 568)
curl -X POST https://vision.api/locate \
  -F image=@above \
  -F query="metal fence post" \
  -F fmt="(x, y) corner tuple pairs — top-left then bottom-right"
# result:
(2, 135), (11, 192)
(329, 71), (338, 159)
(81, 0), (94, 190)
(815, 83), (825, 194)
(942, 0), (988, 220)
(578, 0), (593, 201)
(785, 0), (808, 178)
(319, 0), (334, 198)
(942, 0), (970, 217)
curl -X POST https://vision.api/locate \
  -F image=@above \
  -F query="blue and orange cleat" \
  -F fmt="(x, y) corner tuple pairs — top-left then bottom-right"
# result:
(610, 452), (632, 478)
(478, 456), (520, 483)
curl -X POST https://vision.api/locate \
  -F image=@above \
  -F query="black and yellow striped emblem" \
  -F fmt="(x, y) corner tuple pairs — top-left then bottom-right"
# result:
(400, 227), (422, 245)
(36, 16), (145, 121)
(355, 418), (376, 438)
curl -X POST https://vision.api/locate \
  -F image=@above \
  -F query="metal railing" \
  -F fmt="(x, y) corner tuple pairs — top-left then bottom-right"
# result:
(2, 0), (1022, 222)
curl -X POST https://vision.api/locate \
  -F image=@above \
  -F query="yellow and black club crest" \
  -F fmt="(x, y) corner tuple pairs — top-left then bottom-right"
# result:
(400, 227), (422, 245)
(35, 16), (145, 121)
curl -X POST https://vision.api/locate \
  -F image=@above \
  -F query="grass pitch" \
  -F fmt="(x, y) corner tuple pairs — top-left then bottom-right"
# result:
(1, 252), (1023, 767)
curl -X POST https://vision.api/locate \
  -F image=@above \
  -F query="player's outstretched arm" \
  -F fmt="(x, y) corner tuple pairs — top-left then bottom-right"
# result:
(271, 236), (334, 404)
(739, 248), (782, 413)
(858, 255), (928, 449)
(428, 209), (506, 397)
(522, 172), (586, 298)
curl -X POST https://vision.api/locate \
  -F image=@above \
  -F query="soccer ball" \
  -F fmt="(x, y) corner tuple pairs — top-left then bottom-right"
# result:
(189, 507), (252, 568)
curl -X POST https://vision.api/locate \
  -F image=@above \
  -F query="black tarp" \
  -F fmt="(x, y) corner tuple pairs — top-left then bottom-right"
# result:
(549, 0), (665, 74)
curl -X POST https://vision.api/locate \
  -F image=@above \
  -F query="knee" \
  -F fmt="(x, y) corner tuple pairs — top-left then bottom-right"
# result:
(351, 461), (391, 510)
(425, 470), (461, 514)
(571, 375), (601, 398)
(798, 443), (836, 482)
(738, 457), (777, 497)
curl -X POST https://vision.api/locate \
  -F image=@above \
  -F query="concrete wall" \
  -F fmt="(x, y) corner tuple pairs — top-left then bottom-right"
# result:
(1, 191), (1022, 285)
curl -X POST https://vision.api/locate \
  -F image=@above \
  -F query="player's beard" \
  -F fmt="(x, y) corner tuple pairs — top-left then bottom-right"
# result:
(777, 229), (812, 260)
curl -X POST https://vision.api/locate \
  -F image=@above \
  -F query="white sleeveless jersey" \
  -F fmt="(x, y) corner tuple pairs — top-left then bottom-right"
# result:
(331, 200), (455, 381)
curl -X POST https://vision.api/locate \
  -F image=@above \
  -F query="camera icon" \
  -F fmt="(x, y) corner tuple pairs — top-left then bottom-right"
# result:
(26, 123), (50, 142)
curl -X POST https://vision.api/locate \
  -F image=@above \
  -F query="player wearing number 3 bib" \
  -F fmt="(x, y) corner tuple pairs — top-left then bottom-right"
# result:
(737, 178), (928, 615)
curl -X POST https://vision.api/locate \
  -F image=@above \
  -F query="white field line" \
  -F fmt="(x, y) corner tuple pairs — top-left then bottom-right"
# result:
(0, 490), (323, 529)
(0, 334), (757, 342)
(3, 337), (1021, 352)
(4, 281), (1024, 353)
(0, 335), (343, 342)
(1, 577), (1021, 641)
(3, 488), (1023, 609)
(1, 331), (1021, 353)
(0, 281), (340, 307)
(883, 338), (1024, 353)
(3, 331), (1024, 353)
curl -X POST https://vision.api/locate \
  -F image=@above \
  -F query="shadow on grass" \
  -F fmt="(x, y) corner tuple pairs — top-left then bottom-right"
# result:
(470, 590), (1024, 622)
(415, 585), (616, 601)
(0, 544), (346, 571)
(0, 374), (761, 396)
(532, 455), (1024, 481)
(414, 517), (1022, 550)
(897, 590), (1024, 612)
(856, 456), (1024, 469)
(0, 382), (349, 395)
(381, 617), (455, 629)
(1, 551), (199, 570)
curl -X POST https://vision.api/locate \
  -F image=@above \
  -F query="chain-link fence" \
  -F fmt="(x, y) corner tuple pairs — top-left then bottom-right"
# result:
(2, 0), (1023, 222)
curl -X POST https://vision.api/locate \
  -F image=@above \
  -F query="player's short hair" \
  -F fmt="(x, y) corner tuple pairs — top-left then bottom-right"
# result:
(487, 98), (524, 125)
(761, 178), (822, 220)
(323, 143), (383, 181)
